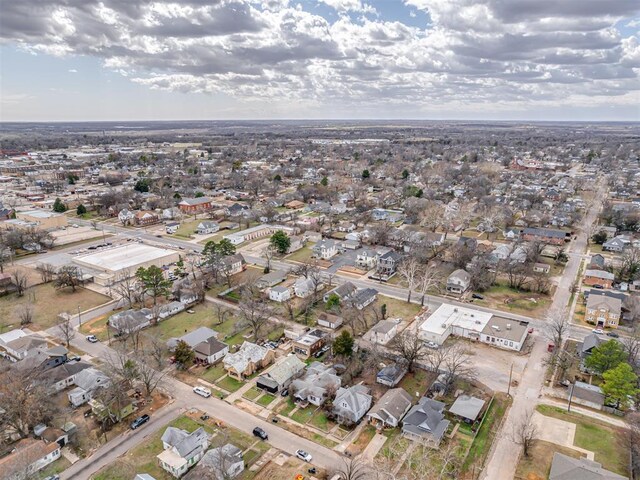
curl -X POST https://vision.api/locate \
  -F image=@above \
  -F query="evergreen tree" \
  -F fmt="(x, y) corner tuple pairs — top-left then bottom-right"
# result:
(52, 198), (67, 213)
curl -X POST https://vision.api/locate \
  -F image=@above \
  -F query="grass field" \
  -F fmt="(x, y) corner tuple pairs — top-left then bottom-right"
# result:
(243, 386), (262, 401)
(216, 375), (243, 393)
(285, 244), (315, 263)
(463, 394), (510, 473)
(473, 282), (551, 316)
(536, 405), (628, 476)
(399, 369), (436, 399)
(291, 405), (317, 424)
(0, 283), (111, 330)
(256, 393), (276, 407)
(374, 294), (424, 321)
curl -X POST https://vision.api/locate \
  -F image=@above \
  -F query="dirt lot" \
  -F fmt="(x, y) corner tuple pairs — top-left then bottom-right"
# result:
(253, 457), (327, 480)
(50, 226), (106, 245)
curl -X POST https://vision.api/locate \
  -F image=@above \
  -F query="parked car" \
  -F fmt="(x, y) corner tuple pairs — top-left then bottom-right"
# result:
(281, 388), (289, 397)
(67, 355), (81, 362)
(44, 476), (60, 480)
(607, 331), (620, 338)
(424, 341), (439, 349)
(130, 414), (150, 430)
(592, 328), (604, 335)
(253, 427), (268, 440)
(471, 293), (484, 300)
(593, 284), (604, 289)
(193, 386), (212, 398)
(86, 335), (98, 343)
(296, 449), (312, 462)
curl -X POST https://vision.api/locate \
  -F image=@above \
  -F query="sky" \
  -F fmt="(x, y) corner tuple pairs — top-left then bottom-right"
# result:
(0, 0), (639, 122)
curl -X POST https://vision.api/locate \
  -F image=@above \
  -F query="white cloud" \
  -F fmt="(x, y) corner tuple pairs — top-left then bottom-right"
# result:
(68, 68), (78, 73)
(0, 0), (638, 116)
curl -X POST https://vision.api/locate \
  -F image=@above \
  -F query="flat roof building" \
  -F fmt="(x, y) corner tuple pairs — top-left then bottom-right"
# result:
(16, 209), (68, 230)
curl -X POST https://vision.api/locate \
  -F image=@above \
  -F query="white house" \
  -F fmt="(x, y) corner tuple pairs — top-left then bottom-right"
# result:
(364, 319), (399, 345)
(332, 385), (373, 425)
(293, 277), (323, 298)
(196, 221), (219, 235)
(118, 209), (135, 225)
(356, 249), (378, 269)
(158, 427), (209, 478)
(312, 239), (338, 260)
(166, 222), (180, 234)
(269, 285), (291, 302)
(446, 269), (471, 295)
(0, 439), (61, 480)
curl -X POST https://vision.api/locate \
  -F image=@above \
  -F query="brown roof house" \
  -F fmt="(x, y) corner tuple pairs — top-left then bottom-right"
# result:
(0, 438), (61, 480)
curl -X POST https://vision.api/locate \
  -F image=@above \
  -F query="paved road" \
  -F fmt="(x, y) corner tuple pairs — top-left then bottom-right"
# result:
(50, 330), (341, 479)
(481, 181), (607, 480)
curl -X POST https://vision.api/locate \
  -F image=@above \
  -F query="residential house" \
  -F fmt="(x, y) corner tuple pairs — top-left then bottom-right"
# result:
(446, 269), (471, 294)
(287, 235), (305, 253)
(134, 211), (159, 226)
(376, 250), (402, 279)
(457, 236), (478, 251)
(0, 438), (61, 480)
(549, 452), (626, 480)
(448, 395), (485, 423)
(109, 309), (152, 334)
(3, 334), (47, 361)
(269, 285), (291, 302)
(376, 363), (407, 388)
(223, 342), (275, 380)
(489, 243), (513, 263)
(293, 276), (323, 298)
(312, 239), (338, 260)
(291, 362), (341, 406)
(184, 444), (244, 480)
(178, 197), (213, 214)
(167, 327), (218, 350)
(158, 426), (210, 478)
(578, 333), (607, 359)
(584, 269), (615, 289)
(193, 337), (229, 365)
(317, 312), (344, 330)
(356, 249), (379, 269)
(88, 396), (135, 423)
(596, 226), (617, 240)
(256, 270), (287, 289)
(323, 281), (357, 303)
(367, 388), (413, 429)
(221, 254), (246, 275)
(333, 385), (372, 425)
(0, 329), (27, 350)
(118, 209), (135, 225)
(292, 329), (327, 359)
(533, 262), (551, 274)
(570, 382), (605, 411)
(364, 319), (399, 345)
(589, 254), (606, 270)
(285, 200), (305, 210)
(402, 397), (450, 447)
(13, 345), (68, 372)
(256, 355), (306, 393)
(67, 368), (111, 407)
(159, 301), (186, 320)
(195, 221), (219, 235)
(521, 227), (571, 245)
(350, 288), (378, 310)
(585, 294), (622, 328)
(47, 361), (93, 393)
(166, 222), (180, 234)
(603, 235), (630, 252)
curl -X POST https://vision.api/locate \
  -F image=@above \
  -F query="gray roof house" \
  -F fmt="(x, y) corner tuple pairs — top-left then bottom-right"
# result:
(158, 427), (210, 478)
(367, 388), (413, 428)
(549, 452), (626, 480)
(167, 327), (218, 350)
(109, 309), (152, 333)
(332, 385), (373, 425)
(448, 395), (485, 423)
(256, 270), (287, 289)
(402, 397), (450, 447)
(291, 362), (341, 406)
(196, 221), (219, 235)
(350, 288), (378, 310)
(446, 269), (471, 294)
(376, 364), (407, 388)
(184, 443), (244, 480)
(193, 337), (229, 366)
(67, 368), (111, 407)
(571, 382), (605, 411)
(256, 355), (305, 393)
(323, 281), (357, 303)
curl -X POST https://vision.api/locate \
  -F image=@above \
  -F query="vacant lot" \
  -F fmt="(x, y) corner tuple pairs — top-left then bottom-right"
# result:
(536, 405), (628, 476)
(285, 244), (315, 263)
(472, 282), (551, 316)
(374, 294), (424, 321)
(1, 283), (111, 330)
(515, 440), (583, 480)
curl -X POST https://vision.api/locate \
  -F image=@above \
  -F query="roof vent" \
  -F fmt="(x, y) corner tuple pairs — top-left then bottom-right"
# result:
(507, 324), (512, 330)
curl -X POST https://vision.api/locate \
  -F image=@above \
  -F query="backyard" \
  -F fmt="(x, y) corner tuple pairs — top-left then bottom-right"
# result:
(515, 440), (583, 480)
(535, 405), (629, 476)
(472, 282), (551, 316)
(1, 283), (111, 330)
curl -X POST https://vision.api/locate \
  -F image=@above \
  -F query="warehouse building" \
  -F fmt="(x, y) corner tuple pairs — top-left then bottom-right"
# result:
(73, 244), (180, 286)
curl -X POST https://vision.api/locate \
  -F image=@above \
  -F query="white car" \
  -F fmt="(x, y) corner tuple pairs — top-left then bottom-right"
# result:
(296, 449), (312, 462)
(86, 335), (98, 343)
(193, 386), (212, 398)
(592, 328), (604, 335)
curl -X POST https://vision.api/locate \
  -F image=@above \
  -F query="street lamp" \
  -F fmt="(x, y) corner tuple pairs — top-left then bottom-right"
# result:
(77, 305), (81, 328)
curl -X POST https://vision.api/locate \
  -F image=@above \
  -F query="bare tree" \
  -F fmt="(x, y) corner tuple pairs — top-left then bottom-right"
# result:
(54, 265), (82, 292)
(441, 344), (476, 393)
(136, 358), (167, 398)
(397, 255), (421, 303)
(391, 330), (428, 373)
(142, 332), (169, 369)
(35, 263), (56, 284)
(12, 269), (28, 296)
(416, 263), (443, 307)
(237, 289), (272, 342)
(333, 455), (374, 480)
(56, 313), (76, 347)
(113, 270), (137, 308)
(545, 306), (570, 363)
(511, 409), (538, 458)
(17, 304), (34, 326)
(212, 302), (231, 326)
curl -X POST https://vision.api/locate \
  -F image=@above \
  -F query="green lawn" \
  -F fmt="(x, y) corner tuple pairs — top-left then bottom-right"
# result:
(309, 411), (333, 432)
(399, 369), (433, 400)
(463, 395), (510, 473)
(216, 375), (244, 393)
(243, 387), (262, 401)
(256, 393), (276, 407)
(0, 283), (111, 330)
(374, 295), (423, 321)
(171, 220), (201, 238)
(291, 405), (317, 424)
(277, 398), (296, 417)
(199, 363), (226, 383)
(536, 405), (628, 476)
(286, 244), (315, 263)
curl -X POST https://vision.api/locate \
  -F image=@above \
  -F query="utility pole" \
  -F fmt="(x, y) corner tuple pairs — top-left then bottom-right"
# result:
(507, 363), (514, 397)
(567, 382), (575, 412)
(77, 305), (81, 328)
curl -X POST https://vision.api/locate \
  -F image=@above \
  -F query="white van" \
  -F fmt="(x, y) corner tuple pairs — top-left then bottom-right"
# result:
(193, 386), (212, 398)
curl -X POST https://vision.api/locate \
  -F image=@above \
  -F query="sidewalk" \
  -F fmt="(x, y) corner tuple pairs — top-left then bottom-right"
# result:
(540, 398), (628, 428)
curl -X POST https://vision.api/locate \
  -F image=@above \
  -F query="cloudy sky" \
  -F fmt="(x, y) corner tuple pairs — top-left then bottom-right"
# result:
(1, 0), (639, 121)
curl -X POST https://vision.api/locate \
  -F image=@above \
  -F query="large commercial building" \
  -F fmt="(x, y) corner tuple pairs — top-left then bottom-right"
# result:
(11, 210), (68, 230)
(418, 303), (529, 351)
(73, 244), (180, 285)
